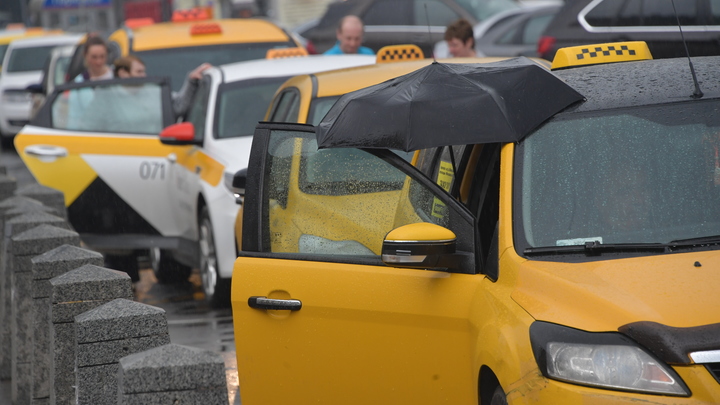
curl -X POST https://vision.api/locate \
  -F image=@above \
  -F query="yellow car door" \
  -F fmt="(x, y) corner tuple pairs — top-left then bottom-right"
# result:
(233, 123), (485, 404)
(14, 77), (187, 250)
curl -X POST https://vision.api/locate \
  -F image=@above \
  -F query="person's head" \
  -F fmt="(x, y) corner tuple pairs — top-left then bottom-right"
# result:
(83, 36), (109, 77)
(336, 15), (365, 54)
(444, 19), (475, 57)
(113, 55), (146, 78)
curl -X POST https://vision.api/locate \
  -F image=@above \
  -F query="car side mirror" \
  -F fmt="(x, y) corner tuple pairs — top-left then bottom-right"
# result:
(232, 168), (247, 204)
(159, 122), (200, 145)
(26, 83), (44, 94)
(381, 223), (458, 271)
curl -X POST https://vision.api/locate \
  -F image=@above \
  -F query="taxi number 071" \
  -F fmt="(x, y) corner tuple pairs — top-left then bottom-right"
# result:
(139, 161), (165, 180)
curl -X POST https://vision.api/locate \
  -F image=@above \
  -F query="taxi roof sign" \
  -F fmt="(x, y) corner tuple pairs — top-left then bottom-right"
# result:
(266, 47), (308, 59)
(376, 44), (424, 63)
(551, 41), (652, 70)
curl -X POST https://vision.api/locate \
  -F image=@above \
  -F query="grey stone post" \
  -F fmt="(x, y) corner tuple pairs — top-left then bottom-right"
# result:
(0, 173), (16, 202)
(15, 183), (67, 220)
(31, 245), (104, 405)
(49, 265), (133, 405)
(11, 225), (80, 405)
(118, 344), (229, 405)
(0, 196), (46, 380)
(75, 299), (170, 405)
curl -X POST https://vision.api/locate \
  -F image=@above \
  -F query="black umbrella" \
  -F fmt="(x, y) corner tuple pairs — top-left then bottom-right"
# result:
(316, 57), (584, 152)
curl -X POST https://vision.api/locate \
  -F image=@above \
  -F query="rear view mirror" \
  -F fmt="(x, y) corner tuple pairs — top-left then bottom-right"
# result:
(382, 223), (459, 271)
(26, 83), (44, 94)
(159, 122), (199, 145)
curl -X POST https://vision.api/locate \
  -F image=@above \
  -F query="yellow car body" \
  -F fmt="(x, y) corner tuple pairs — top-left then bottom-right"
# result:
(106, 16), (301, 91)
(231, 42), (720, 404)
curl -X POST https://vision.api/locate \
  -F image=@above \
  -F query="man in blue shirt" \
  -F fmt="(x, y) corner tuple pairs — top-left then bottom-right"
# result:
(324, 15), (375, 55)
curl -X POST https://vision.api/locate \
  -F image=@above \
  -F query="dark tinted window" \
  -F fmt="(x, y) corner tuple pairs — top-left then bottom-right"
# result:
(216, 77), (288, 139)
(269, 90), (299, 122)
(137, 42), (295, 92)
(415, 0), (459, 26)
(364, 0), (412, 25)
(7, 45), (56, 72)
(711, 0), (720, 24)
(585, 0), (699, 27)
(186, 77), (211, 139)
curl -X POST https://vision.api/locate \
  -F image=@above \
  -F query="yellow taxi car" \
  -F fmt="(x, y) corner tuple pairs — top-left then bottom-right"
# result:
(232, 46), (547, 252)
(231, 42), (720, 404)
(67, 9), (301, 92)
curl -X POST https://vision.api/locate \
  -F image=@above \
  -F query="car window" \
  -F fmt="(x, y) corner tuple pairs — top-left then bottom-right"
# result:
(522, 14), (554, 45)
(52, 81), (165, 134)
(516, 100), (720, 249)
(6, 45), (56, 73)
(364, 0), (412, 25)
(216, 77), (289, 139)
(0, 44), (8, 65)
(414, 0), (459, 26)
(712, 0), (720, 24)
(186, 76), (211, 139)
(136, 42), (296, 92)
(268, 89), (299, 122)
(308, 96), (341, 125)
(53, 54), (71, 86)
(585, 0), (698, 27)
(262, 129), (475, 260)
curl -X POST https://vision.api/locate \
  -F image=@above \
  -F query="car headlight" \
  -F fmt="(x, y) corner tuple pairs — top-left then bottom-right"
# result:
(2, 89), (32, 103)
(530, 322), (689, 396)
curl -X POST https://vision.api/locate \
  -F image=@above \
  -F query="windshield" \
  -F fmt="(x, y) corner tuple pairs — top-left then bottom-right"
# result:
(515, 100), (720, 251)
(0, 44), (8, 66)
(454, 0), (519, 21)
(137, 42), (296, 92)
(216, 77), (289, 139)
(7, 45), (56, 72)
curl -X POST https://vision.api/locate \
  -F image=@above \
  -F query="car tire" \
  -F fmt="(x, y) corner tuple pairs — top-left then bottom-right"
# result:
(105, 253), (139, 282)
(150, 247), (192, 284)
(489, 385), (507, 405)
(199, 206), (231, 308)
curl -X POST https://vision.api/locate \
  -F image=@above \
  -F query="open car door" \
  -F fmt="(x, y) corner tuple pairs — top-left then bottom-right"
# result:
(232, 122), (490, 403)
(14, 77), (194, 257)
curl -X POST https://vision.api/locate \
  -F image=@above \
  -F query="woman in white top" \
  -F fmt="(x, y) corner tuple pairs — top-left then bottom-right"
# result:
(74, 35), (113, 82)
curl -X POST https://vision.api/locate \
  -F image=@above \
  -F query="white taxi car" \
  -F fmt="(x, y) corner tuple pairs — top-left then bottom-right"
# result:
(0, 33), (82, 144)
(15, 53), (374, 307)
(158, 53), (375, 306)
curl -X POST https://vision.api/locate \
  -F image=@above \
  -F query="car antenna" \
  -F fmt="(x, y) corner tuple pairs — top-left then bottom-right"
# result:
(424, 3), (437, 63)
(671, 0), (703, 99)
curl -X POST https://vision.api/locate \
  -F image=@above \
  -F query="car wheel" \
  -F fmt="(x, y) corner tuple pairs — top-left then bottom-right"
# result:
(104, 253), (139, 282)
(489, 385), (507, 405)
(199, 207), (231, 308)
(150, 247), (192, 284)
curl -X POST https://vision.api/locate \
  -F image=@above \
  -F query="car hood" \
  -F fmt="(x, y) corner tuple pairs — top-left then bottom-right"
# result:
(510, 249), (720, 331)
(0, 70), (42, 90)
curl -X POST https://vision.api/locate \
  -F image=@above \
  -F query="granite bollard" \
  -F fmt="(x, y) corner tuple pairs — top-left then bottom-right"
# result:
(15, 184), (67, 220)
(31, 245), (104, 405)
(0, 196), (48, 380)
(49, 265), (133, 405)
(118, 344), (229, 405)
(0, 173), (16, 202)
(11, 224), (80, 405)
(75, 299), (171, 405)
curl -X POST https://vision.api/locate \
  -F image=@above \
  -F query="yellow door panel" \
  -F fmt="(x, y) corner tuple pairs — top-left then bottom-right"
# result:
(232, 256), (482, 404)
(19, 152), (95, 206)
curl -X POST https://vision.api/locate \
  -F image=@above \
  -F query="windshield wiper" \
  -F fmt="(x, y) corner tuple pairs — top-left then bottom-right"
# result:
(524, 241), (667, 256)
(667, 235), (720, 248)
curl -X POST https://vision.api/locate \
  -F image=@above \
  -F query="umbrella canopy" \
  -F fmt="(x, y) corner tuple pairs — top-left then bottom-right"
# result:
(316, 57), (584, 152)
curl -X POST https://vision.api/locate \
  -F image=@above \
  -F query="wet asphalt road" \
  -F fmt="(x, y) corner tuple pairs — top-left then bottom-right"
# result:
(1, 143), (241, 404)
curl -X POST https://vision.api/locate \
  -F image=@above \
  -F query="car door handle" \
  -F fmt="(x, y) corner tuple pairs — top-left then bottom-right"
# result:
(24, 145), (68, 162)
(166, 153), (177, 163)
(248, 296), (302, 311)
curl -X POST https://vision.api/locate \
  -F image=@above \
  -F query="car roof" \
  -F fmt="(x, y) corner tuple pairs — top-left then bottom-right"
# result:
(306, 57), (548, 98)
(554, 55), (720, 112)
(6, 33), (82, 48)
(218, 54), (376, 83)
(123, 19), (294, 51)
(0, 28), (64, 44)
